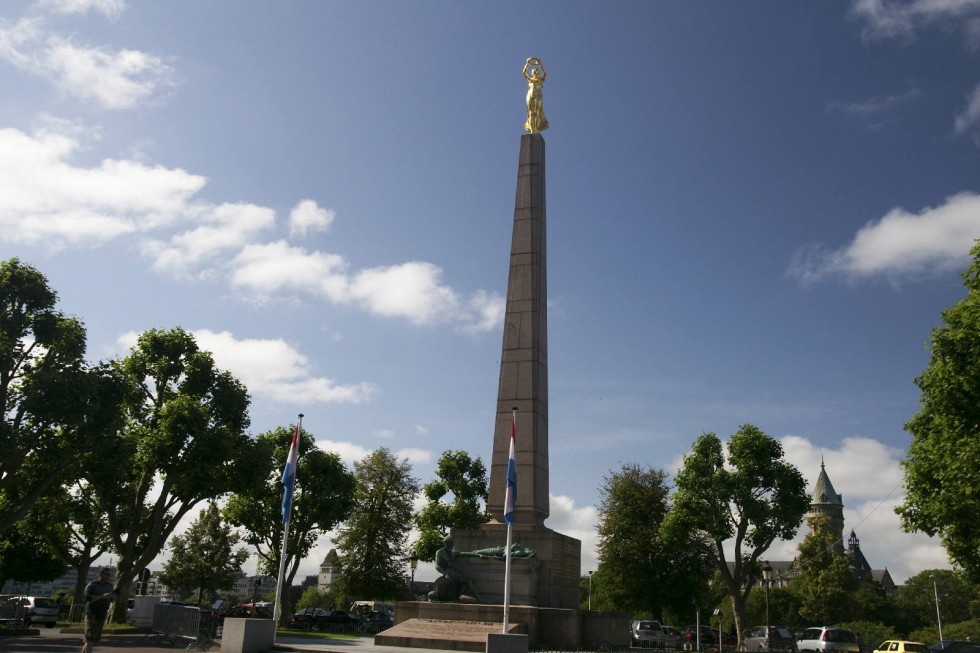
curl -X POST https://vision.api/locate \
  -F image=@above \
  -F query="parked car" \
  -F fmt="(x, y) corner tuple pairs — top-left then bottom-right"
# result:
(290, 606), (328, 631)
(632, 620), (667, 647)
(223, 603), (273, 620)
(930, 641), (980, 653)
(5, 596), (59, 627)
(682, 625), (719, 649)
(361, 610), (394, 633)
(662, 626), (682, 647)
(302, 609), (363, 633)
(798, 627), (860, 653)
(875, 642), (929, 653)
(743, 626), (798, 652)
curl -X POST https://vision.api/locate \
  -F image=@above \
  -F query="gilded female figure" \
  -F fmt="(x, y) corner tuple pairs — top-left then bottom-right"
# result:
(523, 57), (548, 133)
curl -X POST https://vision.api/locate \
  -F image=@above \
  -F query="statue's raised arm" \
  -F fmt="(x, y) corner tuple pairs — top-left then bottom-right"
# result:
(523, 57), (549, 133)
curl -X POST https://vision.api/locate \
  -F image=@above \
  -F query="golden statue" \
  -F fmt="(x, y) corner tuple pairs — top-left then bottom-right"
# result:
(523, 57), (548, 133)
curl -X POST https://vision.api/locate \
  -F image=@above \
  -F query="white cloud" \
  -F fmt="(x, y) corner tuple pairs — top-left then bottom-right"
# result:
(142, 203), (276, 278)
(115, 329), (378, 406)
(35, 0), (126, 19)
(0, 126), (205, 248)
(230, 242), (504, 332)
(852, 0), (980, 41)
(788, 192), (980, 283)
(955, 82), (980, 137)
(0, 18), (176, 110)
(548, 493), (600, 573)
(289, 199), (334, 238)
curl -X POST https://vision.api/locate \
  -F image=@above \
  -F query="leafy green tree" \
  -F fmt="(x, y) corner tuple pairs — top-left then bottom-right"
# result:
(224, 425), (355, 592)
(159, 503), (250, 606)
(595, 463), (713, 618)
(412, 450), (488, 562)
(295, 585), (332, 610)
(0, 258), (125, 534)
(899, 242), (980, 581)
(898, 569), (976, 634)
(662, 425), (809, 643)
(29, 481), (111, 605)
(792, 514), (857, 624)
(333, 448), (419, 602)
(87, 328), (259, 622)
(0, 519), (66, 583)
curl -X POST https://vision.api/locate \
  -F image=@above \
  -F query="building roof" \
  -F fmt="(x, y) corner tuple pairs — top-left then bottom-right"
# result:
(811, 459), (843, 506)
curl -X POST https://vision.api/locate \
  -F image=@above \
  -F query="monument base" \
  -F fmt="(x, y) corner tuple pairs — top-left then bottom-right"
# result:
(451, 522), (581, 609)
(382, 603), (628, 650)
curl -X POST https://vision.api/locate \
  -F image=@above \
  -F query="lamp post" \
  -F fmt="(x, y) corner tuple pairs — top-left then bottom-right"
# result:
(588, 571), (594, 610)
(762, 561), (773, 651)
(930, 574), (944, 642)
(409, 554), (418, 597)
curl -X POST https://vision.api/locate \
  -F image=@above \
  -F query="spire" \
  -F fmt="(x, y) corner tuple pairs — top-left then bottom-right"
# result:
(811, 460), (842, 506)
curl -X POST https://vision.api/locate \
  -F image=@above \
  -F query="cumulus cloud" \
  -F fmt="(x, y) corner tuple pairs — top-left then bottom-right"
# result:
(230, 242), (504, 331)
(0, 126), (204, 248)
(955, 82), (980, 138)
(142, 203), (276, 278)
(35, 0), (126, 19)
(289, 199), (334, 238)
(0, 17), (176, 110)
(315, 440), (432, 467)
(787, 192), (980, 283)
(852, 0), (980, 41)
(115, 329), (378, 405)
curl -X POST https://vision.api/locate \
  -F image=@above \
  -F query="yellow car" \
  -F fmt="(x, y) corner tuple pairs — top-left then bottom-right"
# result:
(876, 641), (929, 653)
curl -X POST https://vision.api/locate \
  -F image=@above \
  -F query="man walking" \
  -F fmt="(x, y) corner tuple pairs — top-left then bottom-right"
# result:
(82, 568), (116, 653)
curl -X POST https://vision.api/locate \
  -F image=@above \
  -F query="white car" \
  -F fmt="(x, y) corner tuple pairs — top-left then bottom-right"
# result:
(8, 596), (60, 627)
(797, 627), (859, 653)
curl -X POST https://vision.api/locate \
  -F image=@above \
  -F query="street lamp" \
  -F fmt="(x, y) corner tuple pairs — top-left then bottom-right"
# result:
(409, 554), (418, 597)
(930, 574), (944, 642)
(762, 561), (773, 651)
(588, 571), (594, 610)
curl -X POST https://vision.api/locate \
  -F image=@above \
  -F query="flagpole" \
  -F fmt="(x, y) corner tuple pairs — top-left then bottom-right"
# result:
(502, 407), (517, 634)
(273, 413), (303, 641)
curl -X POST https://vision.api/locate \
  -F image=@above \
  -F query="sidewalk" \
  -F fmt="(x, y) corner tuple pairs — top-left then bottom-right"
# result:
(0, 627), (458, 653)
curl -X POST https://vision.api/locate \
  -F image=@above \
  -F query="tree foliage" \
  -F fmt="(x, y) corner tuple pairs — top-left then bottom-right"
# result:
(662, 425), (808, 643)
(159, 502), (250, 604)
(333, 448), (419, 603)
(0, 258), (125, 534)
(793, 514), (857, 624)
(412, 450), (488, 562)
(899, 242), (980, 581)
(898, 569), (977, 633)
(595, 463), (713, 618)
(224, 425), (355, 590)
(87, 327), (258, 622)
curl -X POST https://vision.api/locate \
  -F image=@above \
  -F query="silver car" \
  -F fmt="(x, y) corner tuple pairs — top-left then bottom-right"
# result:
(798, 627), (860, 653)
(743, 626), (798, 652)
(631, 620), (665, 648)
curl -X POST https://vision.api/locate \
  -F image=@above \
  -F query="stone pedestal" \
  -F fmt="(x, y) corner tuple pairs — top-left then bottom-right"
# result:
(219, 618), (275, 653)
(452, 522), (580, 609)
(487, 633), (529, 653)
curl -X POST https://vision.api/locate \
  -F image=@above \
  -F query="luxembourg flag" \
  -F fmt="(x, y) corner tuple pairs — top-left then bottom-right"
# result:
(280, 423), (300, 524)
(504, 410), (517, 525)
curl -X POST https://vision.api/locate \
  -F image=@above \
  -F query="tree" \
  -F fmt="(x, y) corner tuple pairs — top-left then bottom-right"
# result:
(0, 519), (66, 584)
(333, 448), (419, 603)
(159, 503), (250, 605)
(792, 514), (856, 624)
(899, 242), (980, 581)
(412, 450), (489, 561)
(662, 425), (809, 644)
(224, 425), (355, 591)
(87, 327), (259, 622)
(595, 463), (713, 618)
(898, 569), (976, 633)
(0, 258), (125, 534)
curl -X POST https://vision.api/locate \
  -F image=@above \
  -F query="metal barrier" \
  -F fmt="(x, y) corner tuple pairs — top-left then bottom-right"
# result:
(0, 599), (27, 627)
(148, 604), (218, 651)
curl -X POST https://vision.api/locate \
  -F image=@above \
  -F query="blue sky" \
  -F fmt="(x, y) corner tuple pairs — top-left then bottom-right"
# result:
(2, 0), (979, 586)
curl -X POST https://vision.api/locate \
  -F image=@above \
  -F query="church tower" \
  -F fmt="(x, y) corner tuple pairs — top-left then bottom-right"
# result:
(809, 459), (845, 550)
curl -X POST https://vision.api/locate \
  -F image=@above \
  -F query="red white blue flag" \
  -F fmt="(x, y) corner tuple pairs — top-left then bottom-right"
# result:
(504, 411), (517, 525)
(280, 423), (300, 524)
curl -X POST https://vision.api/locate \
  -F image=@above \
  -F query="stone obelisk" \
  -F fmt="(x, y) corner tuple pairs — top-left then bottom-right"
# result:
(487, 132), (549, 527)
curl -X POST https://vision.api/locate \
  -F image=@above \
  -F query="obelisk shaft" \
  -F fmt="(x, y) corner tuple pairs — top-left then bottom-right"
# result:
(488, 133), (548, 526)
